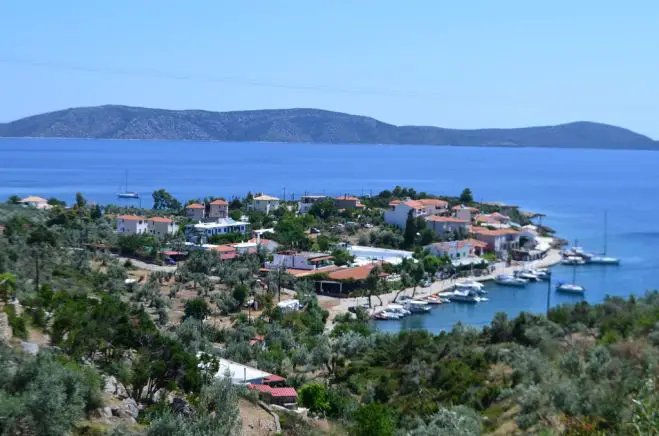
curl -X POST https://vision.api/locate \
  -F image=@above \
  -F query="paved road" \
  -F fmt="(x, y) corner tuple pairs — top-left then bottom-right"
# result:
(117, 257), (177, 273)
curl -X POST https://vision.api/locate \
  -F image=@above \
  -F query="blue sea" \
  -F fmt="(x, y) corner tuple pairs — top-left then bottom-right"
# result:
(2, 138), (659, 332)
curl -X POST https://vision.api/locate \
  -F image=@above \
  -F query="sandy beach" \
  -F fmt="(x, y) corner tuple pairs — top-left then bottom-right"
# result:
(319, 248), (563, 329)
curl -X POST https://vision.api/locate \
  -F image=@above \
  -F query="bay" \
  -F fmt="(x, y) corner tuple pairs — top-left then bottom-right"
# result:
(1, 138), (658, 332)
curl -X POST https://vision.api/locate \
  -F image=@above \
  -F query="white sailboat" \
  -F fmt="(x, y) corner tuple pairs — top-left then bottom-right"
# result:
(556, 262), (585, 294)
(588, 211), (620, 265)
(117, 171), (140, 199)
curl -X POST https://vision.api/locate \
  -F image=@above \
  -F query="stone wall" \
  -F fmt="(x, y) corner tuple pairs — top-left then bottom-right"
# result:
(0, 312), (12, 342)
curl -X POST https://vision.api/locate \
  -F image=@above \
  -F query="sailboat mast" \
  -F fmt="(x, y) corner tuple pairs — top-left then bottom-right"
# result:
(603, 210), (608, 255)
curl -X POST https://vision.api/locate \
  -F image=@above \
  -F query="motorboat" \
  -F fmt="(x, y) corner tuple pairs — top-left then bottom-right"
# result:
(556, 282), (586, 294)
(449, 289), (481, 303)
(495, 274), (528, 287)
(562, 256), (586, 265)
(532, 268), (551, 280)
(424, 295), (446, 305)
(374, 310), (400, 320)
(386, 304), (411, 317)
(459, 279), (485, 289)
(515, 270), (540, 281)
(454, 282), (486, 294)
(405, 300), (431, 314)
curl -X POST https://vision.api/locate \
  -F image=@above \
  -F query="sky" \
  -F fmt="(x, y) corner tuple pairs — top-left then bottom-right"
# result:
(1, 1), (658, 136)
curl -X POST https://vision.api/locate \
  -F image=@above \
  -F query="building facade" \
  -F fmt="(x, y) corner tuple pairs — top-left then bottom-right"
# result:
(116, 215), (149, 235)
(208, 199), (229, 219)
(148, 217), (177, 237)
(425, 216), (470, 237)
(185, 203), (205, 220)
(250, 195), (280, 214)
(185, 218), (249, 243)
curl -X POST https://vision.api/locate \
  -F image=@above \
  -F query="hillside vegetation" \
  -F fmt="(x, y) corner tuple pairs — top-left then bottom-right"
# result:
(1, 105), (657, 149)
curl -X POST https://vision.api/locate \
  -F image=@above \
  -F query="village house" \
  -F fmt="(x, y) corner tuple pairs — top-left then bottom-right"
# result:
(424, 239), (489, 263)
(184, 217), (249, 243)
(334, 195), (364, 209)
(471, 227), (521, 256)
(265, 251), (334, 271)
(249, 194), (280, 214)
(315, 262), (388, 294)
(185, 203), (205, 220)
(383, 200), (429, 228)
(116, 215), (149, 235)
(418, 198), (449, 215)
(298, 195), (327, 214)
(18, 196), (50, 209)
(208, 199), (228, 219)
(452, 204), (480, 222)
(147, 217), (177, 237)
(385, 198), (449, 229)
(425, 216), (470, 237)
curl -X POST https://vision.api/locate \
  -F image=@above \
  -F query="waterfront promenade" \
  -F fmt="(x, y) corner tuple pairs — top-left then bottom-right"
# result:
(320, 248), (562, 328)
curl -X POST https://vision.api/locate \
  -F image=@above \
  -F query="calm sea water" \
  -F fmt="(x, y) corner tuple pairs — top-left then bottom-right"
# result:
(2, 138), (659, 332)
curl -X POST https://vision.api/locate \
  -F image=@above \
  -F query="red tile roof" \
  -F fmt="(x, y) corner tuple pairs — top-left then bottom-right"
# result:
(466, 239), (489, 248)
(263, 374), (286, 383)
(471, 227), (519, 236)
(209, 244), (236, 253)
(328, 263), (385, 281)
(210, 199), (228, 205)
(248, 384), (272, 393)
(452, 204), (479, 212)
(474, 214), (496, 223)
(270, 387), (297, 397)
(118, 214), (145, 221)
(148, 217), (173, 223)
(388, 200), (401, 207)
(186, 203), (204, 209)
(418, 198), (448, 207)
(402, 200), (424, 210)
(426, 216), (469, 223)
(336, 195), (359, 201)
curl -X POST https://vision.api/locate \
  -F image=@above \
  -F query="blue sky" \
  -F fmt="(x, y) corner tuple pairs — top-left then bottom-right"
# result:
(1, 1), (657, 136)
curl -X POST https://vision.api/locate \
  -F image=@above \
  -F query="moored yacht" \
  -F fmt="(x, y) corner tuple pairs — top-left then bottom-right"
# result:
(495, 274), (528, 287)
(556, 282), (586, 294)
(449, 289), (482, 303)
(405, 300), (431, 313)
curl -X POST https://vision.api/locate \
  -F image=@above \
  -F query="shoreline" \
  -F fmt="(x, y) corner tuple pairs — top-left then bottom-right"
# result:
(320, 248), (563, 329)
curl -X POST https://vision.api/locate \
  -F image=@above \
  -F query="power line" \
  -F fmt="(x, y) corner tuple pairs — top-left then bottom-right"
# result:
(0, 56), (464, 100)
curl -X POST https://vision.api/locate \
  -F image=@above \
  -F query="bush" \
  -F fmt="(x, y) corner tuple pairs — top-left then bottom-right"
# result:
(184, 298), (211, 321)
(232, 285), (248, 306)
(3, 304), (28, 340)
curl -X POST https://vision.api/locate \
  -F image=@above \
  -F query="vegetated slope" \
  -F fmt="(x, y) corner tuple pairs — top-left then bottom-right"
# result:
(1, 105), (657, 149)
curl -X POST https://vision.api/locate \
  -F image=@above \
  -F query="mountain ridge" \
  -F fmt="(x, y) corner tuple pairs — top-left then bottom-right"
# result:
(0, 105), (657, 150)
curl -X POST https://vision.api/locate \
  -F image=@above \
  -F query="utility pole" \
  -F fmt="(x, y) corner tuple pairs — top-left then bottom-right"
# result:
(546, 275), (551, 316)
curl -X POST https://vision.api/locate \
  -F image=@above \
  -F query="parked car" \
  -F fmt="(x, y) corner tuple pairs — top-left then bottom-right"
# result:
(421, 279), (432, 287)
(165, 257), (176, 265)
(310, 227), (321, 234)
(364, 223), (374, 228)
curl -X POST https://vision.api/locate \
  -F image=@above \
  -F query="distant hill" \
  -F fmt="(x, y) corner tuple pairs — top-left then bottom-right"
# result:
(1, 105), (657, 149)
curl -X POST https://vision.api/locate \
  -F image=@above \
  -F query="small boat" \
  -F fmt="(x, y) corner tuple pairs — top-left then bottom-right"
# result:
(424, 295), (445, 305)
(562, 256), (586, 265)
(556, 282), (586, 294)
(515, 270), (540, 281)
(458, 279), (485, 289)
(374, 311), (399, 320)
(405, 300), (431, 313)
(386, 304), (411, 317)
(532, 268), (551, 280)
(495, 274), (528, 287)
(449, 289), (481, 303)
(454, 282), (485, 293)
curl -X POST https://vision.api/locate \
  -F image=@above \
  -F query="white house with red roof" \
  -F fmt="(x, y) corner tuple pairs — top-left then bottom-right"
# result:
(185, 203), (205, 220)
(116, 215), (150, 235)
(208, 199), (228, 219)
(18, 196), (50, 209)
(384, 199), (428, 228)
(471, 227), (521, 255)
(452, 204), (480, 222)
(147, 217), (177, 237)
(425, 215), (470, 237)
(417, 198), (449, 215)
(249, 194), (280, 214)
